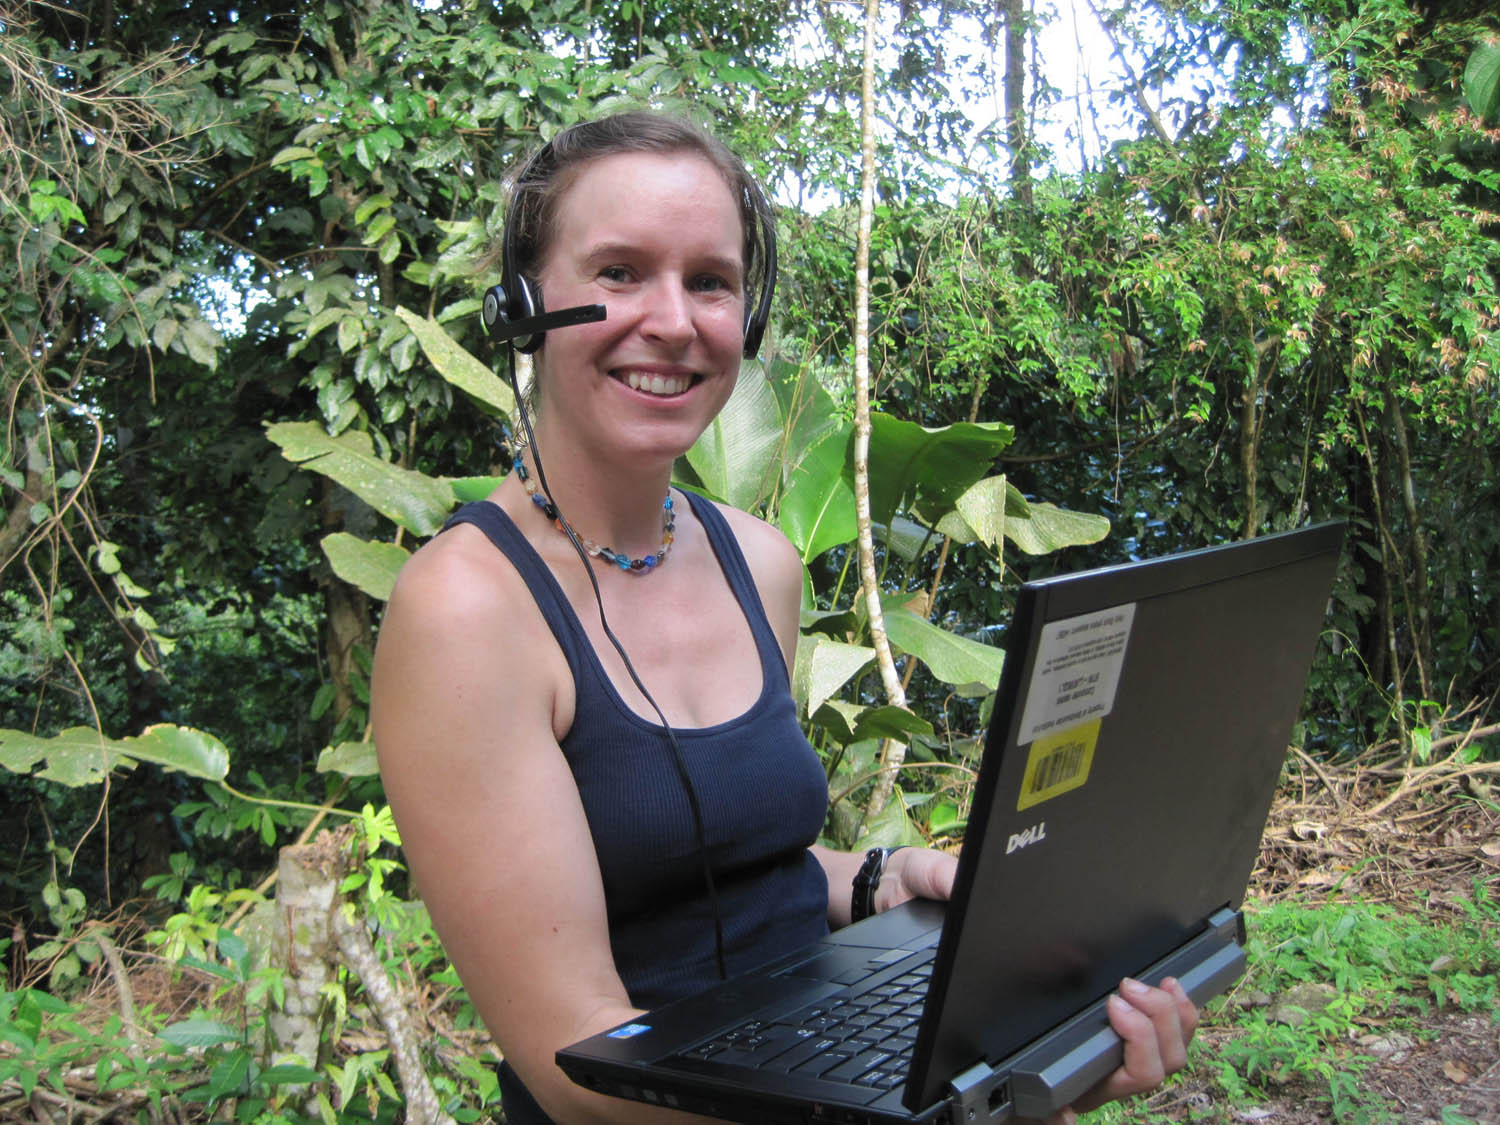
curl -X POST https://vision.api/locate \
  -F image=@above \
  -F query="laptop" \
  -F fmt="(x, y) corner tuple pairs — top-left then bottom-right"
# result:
(558, 521), (1345, 1124)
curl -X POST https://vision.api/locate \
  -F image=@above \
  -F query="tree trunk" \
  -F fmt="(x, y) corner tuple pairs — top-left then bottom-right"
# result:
(854, 0), (911, 825)
(1001, 0), (1032, 209)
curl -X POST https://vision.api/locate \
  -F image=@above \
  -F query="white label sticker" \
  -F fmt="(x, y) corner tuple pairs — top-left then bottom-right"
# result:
(1016, 603), (1136, 744)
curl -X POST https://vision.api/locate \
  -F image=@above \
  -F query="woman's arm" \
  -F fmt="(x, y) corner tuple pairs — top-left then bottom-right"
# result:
(372, 527), (711, 1125)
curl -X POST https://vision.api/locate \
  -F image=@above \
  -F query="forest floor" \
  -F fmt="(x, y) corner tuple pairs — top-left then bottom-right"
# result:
(1127, 749), (1500, 1124)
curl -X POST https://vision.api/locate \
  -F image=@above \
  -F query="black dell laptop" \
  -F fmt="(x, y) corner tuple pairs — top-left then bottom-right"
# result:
(558, 521), (1344, 1124)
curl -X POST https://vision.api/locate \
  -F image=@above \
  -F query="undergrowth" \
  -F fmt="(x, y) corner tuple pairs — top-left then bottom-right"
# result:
(1086, 878), (1500, 1123)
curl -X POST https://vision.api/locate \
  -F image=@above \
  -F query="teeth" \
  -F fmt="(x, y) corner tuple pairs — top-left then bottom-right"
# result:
(625, 371), (691, 396)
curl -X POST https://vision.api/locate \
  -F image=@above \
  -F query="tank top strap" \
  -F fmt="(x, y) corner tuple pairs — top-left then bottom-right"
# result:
(439, 501), (593, 673)
(679, 490), (790, 685)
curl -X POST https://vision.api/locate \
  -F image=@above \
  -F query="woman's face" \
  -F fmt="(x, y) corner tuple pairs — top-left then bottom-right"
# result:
(531, 150), (747, 466)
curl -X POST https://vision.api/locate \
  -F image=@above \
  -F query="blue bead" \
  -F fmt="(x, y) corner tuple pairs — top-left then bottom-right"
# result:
(643, 555), (657, 567)
(616, 555), (632, 570)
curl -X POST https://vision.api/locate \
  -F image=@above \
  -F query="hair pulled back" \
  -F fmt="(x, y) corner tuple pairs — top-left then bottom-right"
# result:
(505, 112), (773, 316)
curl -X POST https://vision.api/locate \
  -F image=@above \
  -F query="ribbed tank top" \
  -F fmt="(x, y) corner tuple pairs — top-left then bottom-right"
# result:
(441, 491), (830, 1006)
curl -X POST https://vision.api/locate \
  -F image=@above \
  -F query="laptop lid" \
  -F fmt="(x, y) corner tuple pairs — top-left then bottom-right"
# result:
(902, 520), (1343, 1110)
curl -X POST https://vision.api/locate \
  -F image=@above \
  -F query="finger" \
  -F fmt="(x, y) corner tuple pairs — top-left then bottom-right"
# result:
(1043, 1107), (1077, 1125)
(1120, 976), (1188, 1074)
(1070, 989), (1167, 1112)
(1162, 976), (1200, 1042)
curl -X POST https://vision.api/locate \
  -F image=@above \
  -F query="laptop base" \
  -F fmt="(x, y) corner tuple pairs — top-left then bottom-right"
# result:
(561, 907), (1245, 1124)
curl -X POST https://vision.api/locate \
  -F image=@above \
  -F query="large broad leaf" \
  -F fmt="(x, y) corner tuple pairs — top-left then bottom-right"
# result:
(266, 421), (453, 537)
(1004, 502), (1111, 555)
(393, 306), (514, 415)
(321, 533), (410, 602)
(792, 633), (875, 718)
(931, 475), (1027, 550)
(686, 361), (783, 510)
(124, 725), (231, 781)
(317, 741), (379, 777)
(766, 356), (844, 479)
(0, 727), (129, 786)
(779, 427), (856, 562)
(0, 724), (228, 786)
(865, 416), (1014, 529)
(881, 606), (1005, 696)
(1464, 42), (1500, 123)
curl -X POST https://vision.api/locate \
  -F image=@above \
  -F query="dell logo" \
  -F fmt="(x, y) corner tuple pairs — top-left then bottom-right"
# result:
(1006, 822), (1047, 854)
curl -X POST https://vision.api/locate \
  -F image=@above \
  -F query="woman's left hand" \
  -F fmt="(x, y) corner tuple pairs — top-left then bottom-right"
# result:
(875, 846), (959, 913)
(1046, 974), (1197, 1122)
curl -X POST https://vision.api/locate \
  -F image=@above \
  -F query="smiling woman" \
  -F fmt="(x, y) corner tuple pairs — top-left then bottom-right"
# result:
(369, 110), (1195, 1125)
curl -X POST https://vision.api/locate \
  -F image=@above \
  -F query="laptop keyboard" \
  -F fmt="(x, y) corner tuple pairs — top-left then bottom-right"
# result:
(676, 948), (935, 1091)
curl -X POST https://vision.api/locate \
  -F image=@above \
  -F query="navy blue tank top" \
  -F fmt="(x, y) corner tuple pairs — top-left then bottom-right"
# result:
(443, 493), (829, 1121)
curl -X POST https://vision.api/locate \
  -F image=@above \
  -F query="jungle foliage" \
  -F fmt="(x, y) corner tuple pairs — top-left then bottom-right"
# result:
(2, 0), (1499, 1118)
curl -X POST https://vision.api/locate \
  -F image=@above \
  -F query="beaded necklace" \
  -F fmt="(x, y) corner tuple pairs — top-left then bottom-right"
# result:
(512, 455), (675, 573)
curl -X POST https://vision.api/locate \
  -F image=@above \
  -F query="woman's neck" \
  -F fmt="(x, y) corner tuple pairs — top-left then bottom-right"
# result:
(517, 420), (677, 561)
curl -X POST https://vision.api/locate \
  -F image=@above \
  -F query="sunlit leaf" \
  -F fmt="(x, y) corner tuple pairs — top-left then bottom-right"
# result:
(321, 532), (410, 601)
(793, 634), (875, 718)
(881, 605), (1005, 695)
(317, 741), (379, 777)
(393, 306), (513, 416)
(266, 421), (453, 536)
(686, 361), (783, 509)
(123, 725), (231, 781)
(1004, 502), (1110, 555)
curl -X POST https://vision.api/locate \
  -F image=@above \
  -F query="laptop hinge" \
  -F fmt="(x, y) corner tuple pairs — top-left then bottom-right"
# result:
(940, 908), (1245, 1124)
(945, 1059), (1013, 1123)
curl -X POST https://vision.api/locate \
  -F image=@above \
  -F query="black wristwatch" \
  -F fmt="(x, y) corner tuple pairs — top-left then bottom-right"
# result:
(850, 846), (906, 923)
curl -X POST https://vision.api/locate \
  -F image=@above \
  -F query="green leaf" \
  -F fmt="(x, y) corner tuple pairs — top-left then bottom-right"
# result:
(266, 421), (453, 536)
(1005, 502), (1110, 555)
(686, 361), (783, 509)
(320, 532), (409, 601)
(271, 145), (319, 167)
(158, 1018), (241, 1048)
(1463, 43), (1500, 122)
(0, 727), (128, 786)
(865, 416), (1014, 529)
(851, 705), (933, 741)
(882, 605), (1005, 695)
(122, 725), (231, 781)
(792, 634), (875, 717)
(316, 741), (379, 777)
(393, 306), (513, 415)
(449, 476), (504, 502)
(259, 1064), (324, 1087)
(934, 474), (1013, 549)
(208, 1049), (252, 1098)
(779, 428), (856, 563)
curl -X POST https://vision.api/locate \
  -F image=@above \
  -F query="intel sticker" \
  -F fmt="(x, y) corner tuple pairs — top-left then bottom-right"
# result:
(607, 1023), (652, 1039)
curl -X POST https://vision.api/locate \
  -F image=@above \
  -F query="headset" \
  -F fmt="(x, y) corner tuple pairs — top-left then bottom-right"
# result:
(480, 126), (780, 980)
(481, 134), (778, 359)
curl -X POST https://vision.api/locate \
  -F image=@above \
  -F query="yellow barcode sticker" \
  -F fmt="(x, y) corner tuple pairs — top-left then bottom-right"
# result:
(1018, 719), (1100, 811)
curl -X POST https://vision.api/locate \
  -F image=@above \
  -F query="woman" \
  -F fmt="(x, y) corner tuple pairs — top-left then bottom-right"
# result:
(371, 111), (1196, 1124)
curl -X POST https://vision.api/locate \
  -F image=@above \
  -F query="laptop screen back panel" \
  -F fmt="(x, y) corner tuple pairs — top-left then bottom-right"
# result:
(903, 523), (1343, 1110)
